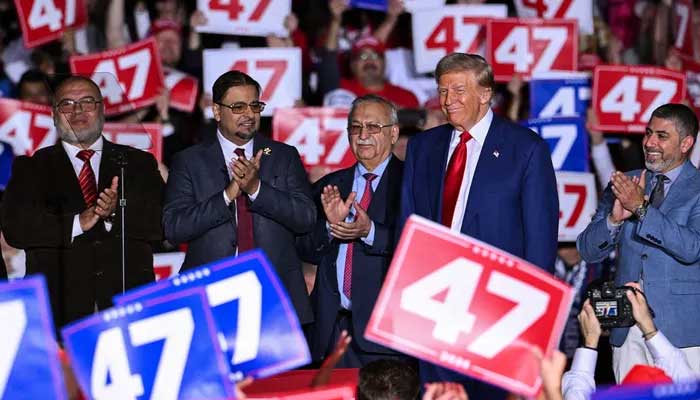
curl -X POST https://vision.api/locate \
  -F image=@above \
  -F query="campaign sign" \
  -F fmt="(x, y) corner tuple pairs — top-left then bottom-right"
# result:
(0, 99), (56, 156)
(0, 142), (12, 190)
(197, 0), (289, 37)
(273, 107), (353, 172)
(681, 55), (700, 109)
(15, 0), (88, 48)
(350, 0), (385, 11)
(556, 171), (597, 242)
(153, 252), (186, 281)
(529, 76), (591, 118)
(365, 215), (574, 397)
(102, 122), (163, 162)
(513, 0), (593, 34)
(674, 0), (696, 58)
(69, 38), (166, 115)
(412, 4), (508, 74)
(592, 380), (700, 400)
(0, 276), (66, 400)
(164, 68), (198, 112)
(405, 0), (444, 12)
(526, 116), (588, 172)
(203, 48), (301, 117)
(115, 250), (311, 381)
(486, 18), (578, 82)
(592, 65), (687, 133)
(249, 384), (356, 400)
(62, 288), (234, 400)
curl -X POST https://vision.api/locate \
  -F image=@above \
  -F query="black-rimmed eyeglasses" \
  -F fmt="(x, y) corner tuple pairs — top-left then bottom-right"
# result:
(55, 97), (102, 114)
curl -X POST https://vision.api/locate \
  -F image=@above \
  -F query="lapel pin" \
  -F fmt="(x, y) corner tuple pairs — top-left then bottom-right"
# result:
(263, 147), (272, 155)
(493, 150), (500, 158)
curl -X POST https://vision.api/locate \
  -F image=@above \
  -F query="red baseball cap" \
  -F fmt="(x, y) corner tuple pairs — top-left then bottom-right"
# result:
(622, 365), (673, 385)
(351, 36), (385, 59)
(149, 18), (182, 36)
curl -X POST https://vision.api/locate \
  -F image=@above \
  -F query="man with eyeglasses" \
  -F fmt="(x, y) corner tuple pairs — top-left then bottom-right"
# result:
(1, 75), (164, 328)
(320, 35), (419, 109)
(298, 94), (405, 367)
(163, 70), (316, 325)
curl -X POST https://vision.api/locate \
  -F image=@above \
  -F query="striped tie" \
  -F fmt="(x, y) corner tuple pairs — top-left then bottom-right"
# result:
(76, 149), (97, 206)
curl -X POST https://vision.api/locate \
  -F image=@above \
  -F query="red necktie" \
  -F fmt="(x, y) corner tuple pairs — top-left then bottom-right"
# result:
(442, 132), (472, 227)
(76, 149), (97, 207)
(234, 148), (255, 253)
(343, 172), (377, 299)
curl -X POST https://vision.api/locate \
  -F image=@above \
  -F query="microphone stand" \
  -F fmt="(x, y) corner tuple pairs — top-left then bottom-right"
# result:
(115, 152), (128, 294)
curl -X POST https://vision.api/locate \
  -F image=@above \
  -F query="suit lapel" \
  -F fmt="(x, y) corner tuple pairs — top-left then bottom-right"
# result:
(368, 156), (399, 224)
(429, 125), (454, 219)
(461, 115), (506, 230)
(50, 143), (86, 210)
(98, 139), (117, 192)
(659, 161), (700, 213)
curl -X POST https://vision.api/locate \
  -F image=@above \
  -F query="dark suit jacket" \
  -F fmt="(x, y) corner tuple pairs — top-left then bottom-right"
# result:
(399, 116), (559, 398)
(0, 245), (6, 280)
(1, 140), (163, 328)
(298, 157), (403, 361)
(163, 135), (316, 324)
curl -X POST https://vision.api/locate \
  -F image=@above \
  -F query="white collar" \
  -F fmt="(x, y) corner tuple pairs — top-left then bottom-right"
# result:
(61, 136), (104, 158)
(451, 108), (493, 146)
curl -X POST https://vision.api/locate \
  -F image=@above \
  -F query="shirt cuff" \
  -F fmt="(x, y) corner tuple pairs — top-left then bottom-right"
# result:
(104, 221), (113, 232)
(571, 348), (598, 374)
(361, 221), (375, 246)
(71, 214), (84, 241)
(646, 331), (673, 360)
(248, 182), (260, 201)
(223, 190), (232, 206)
(606, 215), (623, 236)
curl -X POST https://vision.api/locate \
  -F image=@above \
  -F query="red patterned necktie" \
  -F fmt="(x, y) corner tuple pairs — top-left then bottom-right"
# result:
(76, 149), (97, 206)
(234, 148), (254, 253)
(342, 172), (377, 299)
(442, 131), (472, 227)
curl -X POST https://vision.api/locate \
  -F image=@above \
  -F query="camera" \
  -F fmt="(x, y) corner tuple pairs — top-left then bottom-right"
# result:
(585, 281), (637, 328)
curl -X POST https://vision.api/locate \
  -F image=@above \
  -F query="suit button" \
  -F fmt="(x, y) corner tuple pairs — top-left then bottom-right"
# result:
(641, 254), (648, 260)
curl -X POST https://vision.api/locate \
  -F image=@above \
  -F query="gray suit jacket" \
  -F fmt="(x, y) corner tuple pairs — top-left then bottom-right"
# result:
(163, 135), (316, 324)
(577, 161), (700, 347)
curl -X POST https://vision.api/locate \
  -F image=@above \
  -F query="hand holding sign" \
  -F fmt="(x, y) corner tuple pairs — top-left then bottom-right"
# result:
(365, 215), (573, 397)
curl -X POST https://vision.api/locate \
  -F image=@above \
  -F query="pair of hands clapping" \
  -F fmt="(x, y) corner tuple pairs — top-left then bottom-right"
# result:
(226, 150), (263, 200)
(609, 170), (647, 224)
(321, 186), (371, 240)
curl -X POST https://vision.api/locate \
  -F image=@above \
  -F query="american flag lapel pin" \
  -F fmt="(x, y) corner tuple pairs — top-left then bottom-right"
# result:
(493, 150), (500, 158)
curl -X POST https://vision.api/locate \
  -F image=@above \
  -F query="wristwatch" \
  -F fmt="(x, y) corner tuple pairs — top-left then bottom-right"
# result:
(634, 201), (648, 220)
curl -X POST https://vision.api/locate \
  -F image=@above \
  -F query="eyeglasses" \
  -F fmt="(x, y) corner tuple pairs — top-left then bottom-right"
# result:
(215, 101), (266, 114)
(348, 123), (394, 136)
(55, 97), (102, 114)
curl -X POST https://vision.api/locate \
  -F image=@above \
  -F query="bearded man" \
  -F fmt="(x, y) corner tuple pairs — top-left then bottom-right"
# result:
(1, 75), (163, 328)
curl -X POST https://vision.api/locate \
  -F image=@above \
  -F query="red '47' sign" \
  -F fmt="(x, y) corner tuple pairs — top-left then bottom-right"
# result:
(556, 171), (597, 242)
(0, 99), (56, 156)
(366, 215), (573, 397)
(69, 38), (165, 116)
(273, 107), (353, 172)
(592, 65), (687, 133)
(674, 0), (697, 58)
(101, 122), (163, 162)
(15, 0), (87, 48)
(486, 18), (578, 82)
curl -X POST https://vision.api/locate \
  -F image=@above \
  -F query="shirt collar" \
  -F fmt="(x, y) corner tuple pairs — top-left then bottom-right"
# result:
(62, 136), (104, 158)
(217, 130), (254, 159)
(654, 162), (683, 185)
(451, 108), (493, 146)
(356, 154), (392, 181)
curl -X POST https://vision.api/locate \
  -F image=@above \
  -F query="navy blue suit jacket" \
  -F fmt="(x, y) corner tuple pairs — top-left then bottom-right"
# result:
(399, 115), (559, 396)
(163, 135), (316, 324)
(298, 157), (403, 361)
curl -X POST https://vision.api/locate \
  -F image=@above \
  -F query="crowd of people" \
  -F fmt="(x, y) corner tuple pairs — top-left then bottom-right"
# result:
(0, 0), (700, 399)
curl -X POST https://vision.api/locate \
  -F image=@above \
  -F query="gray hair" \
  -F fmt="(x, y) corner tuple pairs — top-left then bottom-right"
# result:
(347, 94), (398, 126)
(434, 53), (495, 91)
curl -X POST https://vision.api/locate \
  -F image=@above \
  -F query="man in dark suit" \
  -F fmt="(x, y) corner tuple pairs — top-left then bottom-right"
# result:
(399, 53), (559, 398)
(163, 71), (315, 325)
(298, 94), (403, 367)
(1, 75), (163, 328)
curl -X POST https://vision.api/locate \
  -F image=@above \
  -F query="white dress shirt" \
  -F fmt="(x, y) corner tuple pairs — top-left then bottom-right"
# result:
(62, 137), (108, 239)
(445, 108), (493, 231)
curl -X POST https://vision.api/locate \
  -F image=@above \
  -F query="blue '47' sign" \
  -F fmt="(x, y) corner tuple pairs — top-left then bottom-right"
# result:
(530, 76), (591, 118)
(115, 250), (311, 381)
(0, 276), (66, 399)
(62, 288), (234, 400)
(525, 116), (589, 172)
